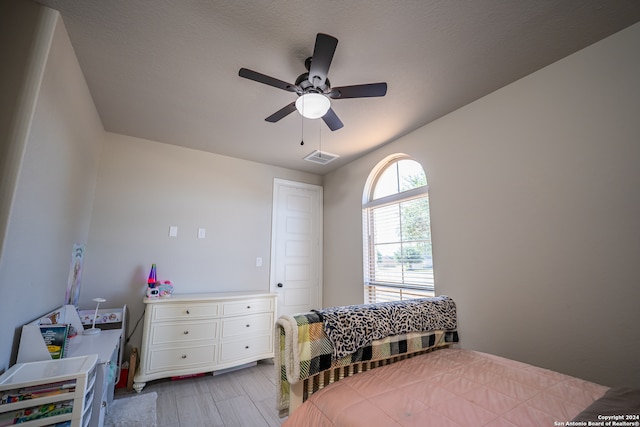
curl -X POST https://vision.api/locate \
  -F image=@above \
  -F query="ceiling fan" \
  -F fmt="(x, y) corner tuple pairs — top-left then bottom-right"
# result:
(239, 33), (387, 131)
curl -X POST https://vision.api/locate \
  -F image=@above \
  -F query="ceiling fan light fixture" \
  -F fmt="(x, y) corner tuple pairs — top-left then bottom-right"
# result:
(295, 93), (330, 119)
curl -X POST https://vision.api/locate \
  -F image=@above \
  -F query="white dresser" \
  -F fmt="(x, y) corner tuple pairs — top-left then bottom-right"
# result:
(133, 291), (276, 392)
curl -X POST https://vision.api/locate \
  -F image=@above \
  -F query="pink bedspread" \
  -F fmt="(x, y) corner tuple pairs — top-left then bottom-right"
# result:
(282, 349), (608, 427)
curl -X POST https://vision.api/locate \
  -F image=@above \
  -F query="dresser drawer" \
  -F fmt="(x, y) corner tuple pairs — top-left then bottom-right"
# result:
(221, 314), (272, 339)
(152, 303), (220, 321)
(148, 345), (215, 372)
(151, 320), (218, 346)
(219, 334), (272, 363)
(222, 298), (273, 316)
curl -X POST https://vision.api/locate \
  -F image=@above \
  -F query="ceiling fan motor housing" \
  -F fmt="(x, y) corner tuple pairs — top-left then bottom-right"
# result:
(295, 72), (331, 94)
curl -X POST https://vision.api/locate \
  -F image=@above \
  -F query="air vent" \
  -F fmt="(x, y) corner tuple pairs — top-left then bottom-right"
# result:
(303, 150), (339, 165)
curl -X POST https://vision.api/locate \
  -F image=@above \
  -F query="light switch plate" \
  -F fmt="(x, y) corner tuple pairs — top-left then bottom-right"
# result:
(169, 226), (178, 237)
(198, 228), (206, 239)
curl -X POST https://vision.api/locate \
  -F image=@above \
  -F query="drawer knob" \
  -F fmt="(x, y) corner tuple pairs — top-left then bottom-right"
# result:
(246, 324), (250, 328)
(181, 355), (187, 359)
(246, 305), (251, 309)
(101, 401), (107, 408)
(245, 345), (250, 349)
(186, 310), (190, 314)
(183, 330), (189, 335)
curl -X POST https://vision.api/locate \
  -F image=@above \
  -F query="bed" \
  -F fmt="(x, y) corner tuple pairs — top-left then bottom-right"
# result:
(276, 296), (639, 426)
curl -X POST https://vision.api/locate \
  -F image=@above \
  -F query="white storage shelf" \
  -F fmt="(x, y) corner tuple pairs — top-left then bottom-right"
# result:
(16, 305), (125, 427)
(0, 355), (97, 427)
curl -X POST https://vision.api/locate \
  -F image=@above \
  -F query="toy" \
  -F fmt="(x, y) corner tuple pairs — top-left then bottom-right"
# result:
(146, 264), (173, 298)
(146, 287), (159, 298)
(158, 281), (174, 297)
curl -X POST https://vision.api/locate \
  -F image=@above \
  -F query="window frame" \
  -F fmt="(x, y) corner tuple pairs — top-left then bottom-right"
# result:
(362, 155), (435, 303)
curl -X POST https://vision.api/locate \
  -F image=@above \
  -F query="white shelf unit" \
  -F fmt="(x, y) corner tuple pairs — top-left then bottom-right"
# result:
(133, 291), (276, 392)
(16, 306), (125, 427)
(0, 355), (97, 427)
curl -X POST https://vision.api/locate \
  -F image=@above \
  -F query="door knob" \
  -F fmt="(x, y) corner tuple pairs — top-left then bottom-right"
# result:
(277, 283), (283, 288)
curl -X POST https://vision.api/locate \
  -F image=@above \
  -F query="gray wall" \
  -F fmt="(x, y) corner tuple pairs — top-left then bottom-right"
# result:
(0, 7), (104, 372)
(81, 132), (321, 352)
(0, 0), (41, 259)
(0, 4), (321, 370)
(323, 22), (640, 388)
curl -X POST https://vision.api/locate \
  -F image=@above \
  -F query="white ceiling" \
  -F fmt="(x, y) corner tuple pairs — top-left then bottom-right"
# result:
(35, 0), (640, 175)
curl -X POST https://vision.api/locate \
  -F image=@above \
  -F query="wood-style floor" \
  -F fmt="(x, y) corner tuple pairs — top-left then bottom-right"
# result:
(115, 359), (286, 427)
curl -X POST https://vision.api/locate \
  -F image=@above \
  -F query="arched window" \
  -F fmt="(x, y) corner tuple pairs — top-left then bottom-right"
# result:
(362, 155), (435, 303)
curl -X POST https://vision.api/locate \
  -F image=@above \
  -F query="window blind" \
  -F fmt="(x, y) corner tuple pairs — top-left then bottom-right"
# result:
(363, 194), (435, 303)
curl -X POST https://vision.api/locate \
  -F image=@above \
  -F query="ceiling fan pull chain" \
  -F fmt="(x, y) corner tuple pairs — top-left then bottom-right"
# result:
(300, 102), (305, 146)
(318, 121), (322, 158)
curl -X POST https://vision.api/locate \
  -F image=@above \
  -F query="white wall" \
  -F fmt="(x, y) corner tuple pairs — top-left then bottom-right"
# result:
(80, 132), (321, 352)
(324, 23), (640, 388)
(0, 8), (104, 372)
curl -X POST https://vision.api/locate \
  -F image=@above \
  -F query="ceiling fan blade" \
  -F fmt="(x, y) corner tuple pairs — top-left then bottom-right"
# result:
(309, 33), (338, 88)
(265, 102), (297, 122)
(322, 107), (344, 131)
(329, 82), (388, 99)
(239, 68), (297, 93)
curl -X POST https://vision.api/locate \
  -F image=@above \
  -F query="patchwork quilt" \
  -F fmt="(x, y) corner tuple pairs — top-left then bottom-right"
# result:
(275, 298), (459, 413)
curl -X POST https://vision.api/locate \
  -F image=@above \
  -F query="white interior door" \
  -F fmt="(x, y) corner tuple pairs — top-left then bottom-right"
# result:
(270, 179), (322, 319)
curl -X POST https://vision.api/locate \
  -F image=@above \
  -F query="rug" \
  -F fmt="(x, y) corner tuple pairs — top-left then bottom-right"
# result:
(104, 392), (157, 427)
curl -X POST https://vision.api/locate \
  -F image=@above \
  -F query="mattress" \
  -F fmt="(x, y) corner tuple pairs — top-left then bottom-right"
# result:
(282, 348), (609, 427)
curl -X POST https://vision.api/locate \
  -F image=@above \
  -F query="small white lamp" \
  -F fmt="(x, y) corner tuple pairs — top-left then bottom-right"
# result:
(83, 297), (106, 335)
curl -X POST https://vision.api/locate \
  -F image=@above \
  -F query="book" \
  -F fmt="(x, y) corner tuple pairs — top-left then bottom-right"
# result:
(39, 325), (69, 359)
(12, 400), (74, 424)
(0, 401), (74, 426)
(1, 380), (76, 404)
(20, 380), (76, 394)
